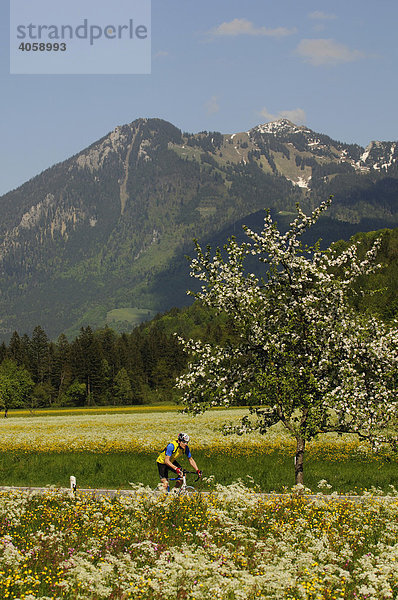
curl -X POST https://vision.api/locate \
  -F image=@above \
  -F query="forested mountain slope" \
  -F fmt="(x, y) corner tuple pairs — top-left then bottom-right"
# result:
(1, 225), (396, 409)
(1, 117), (397, 339)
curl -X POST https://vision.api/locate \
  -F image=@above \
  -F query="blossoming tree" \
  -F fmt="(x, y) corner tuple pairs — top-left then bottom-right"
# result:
(176, 197), (398, 484)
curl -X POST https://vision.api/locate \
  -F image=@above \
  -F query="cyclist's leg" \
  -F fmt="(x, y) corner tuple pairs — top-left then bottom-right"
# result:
(157, 463), (169, 491)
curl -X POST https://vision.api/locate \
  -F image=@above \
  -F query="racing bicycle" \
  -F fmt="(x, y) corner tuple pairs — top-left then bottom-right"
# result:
(155, 468), (200, 496)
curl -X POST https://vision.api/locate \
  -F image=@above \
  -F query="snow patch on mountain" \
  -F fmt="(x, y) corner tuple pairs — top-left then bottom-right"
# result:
(287, 176), (311, 189)
(251, 118), (309, 136)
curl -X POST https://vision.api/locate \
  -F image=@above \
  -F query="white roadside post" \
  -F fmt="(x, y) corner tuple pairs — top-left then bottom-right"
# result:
(70, 475), (76, 495)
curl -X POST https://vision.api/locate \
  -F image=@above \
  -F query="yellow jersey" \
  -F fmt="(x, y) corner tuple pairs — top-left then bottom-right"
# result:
(156, 440), (191, 464)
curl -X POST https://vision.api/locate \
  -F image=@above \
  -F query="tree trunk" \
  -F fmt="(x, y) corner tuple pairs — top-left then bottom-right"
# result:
(295, 437), (305, 485)
(86, 376), (91, 406)
(57, 373), (65, 402)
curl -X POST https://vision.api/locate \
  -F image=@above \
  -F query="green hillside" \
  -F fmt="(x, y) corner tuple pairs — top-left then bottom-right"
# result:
(332, 227), (398, 319)
(0, 224), (396, 410)
(143, 225), (398, 343)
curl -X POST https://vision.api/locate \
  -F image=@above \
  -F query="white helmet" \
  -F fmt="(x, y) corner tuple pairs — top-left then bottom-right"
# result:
(178, 432), (190, 443)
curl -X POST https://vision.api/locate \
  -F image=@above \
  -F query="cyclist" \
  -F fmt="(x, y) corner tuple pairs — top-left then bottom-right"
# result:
(156, 432), (202, 491)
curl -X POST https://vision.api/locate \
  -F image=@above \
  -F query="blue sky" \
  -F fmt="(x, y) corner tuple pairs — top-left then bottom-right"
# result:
(1, 0), (397, 196)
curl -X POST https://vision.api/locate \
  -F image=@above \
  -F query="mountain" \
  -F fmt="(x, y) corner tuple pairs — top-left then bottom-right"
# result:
(0, 117), (398, 340)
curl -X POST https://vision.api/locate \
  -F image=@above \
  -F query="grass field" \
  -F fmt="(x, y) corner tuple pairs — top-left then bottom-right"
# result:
(0, 407), (396, 493)
(0, 449), (396, 494)
(106, 307), (157, 326)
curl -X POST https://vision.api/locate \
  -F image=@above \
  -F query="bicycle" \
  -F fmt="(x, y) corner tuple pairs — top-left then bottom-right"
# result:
(155, 469), (200, 496)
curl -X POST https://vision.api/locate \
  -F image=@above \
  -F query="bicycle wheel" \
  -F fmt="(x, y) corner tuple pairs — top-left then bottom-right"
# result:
(178, 486), (197, 497)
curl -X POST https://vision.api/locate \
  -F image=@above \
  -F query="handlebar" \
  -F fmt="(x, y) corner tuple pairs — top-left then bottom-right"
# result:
(170, 469), (202, 483)
(183, 469), (202, 482)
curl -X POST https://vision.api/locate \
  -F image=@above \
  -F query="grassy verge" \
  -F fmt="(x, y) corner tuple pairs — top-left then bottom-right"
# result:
(0, 450), (396, 494)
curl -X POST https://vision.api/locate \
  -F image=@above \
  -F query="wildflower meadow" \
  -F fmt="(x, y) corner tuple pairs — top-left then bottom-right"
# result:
(0, 407), (388, 457)
(0, 483), (398, 600)
(0, 407), (397, 599)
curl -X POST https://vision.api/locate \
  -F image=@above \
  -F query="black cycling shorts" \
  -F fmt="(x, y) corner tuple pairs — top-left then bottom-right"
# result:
(157, 461), (181, 479)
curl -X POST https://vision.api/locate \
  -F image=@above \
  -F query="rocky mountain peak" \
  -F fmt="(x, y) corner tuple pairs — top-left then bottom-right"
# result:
(250, 118), (307, 136)
(358, 140), (398, 171)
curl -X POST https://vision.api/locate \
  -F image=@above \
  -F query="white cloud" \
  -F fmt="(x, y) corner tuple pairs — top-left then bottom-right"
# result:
(211, 18), (295, 38)
(296, 39), (364, 66)
(205, 96), (220, 115)
(259, 107), (306, 125)
(308, 11), (337, 21)
(279, 108), (307, 124)
(259, 107), (275, 121)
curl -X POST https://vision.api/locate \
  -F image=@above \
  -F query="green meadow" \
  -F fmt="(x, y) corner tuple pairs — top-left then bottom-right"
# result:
(0, 407), (396, 494)
(0, 449), (396, 495)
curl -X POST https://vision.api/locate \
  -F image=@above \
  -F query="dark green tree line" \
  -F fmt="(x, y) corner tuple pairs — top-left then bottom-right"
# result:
(0, 321), (187, 410)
